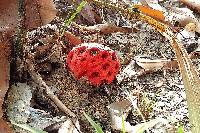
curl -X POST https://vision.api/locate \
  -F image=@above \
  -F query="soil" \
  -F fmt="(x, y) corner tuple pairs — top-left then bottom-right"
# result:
(5, 0), (200, 133)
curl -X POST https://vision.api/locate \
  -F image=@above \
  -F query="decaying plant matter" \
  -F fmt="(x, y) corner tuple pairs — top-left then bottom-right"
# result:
(1, 0), (200, 132)
(84, 0), (200, 132)
(0, 0), (57, 132)
(0, 32), (12, 133)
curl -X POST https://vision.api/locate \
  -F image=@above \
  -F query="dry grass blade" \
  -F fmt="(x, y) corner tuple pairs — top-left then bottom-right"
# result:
(168, 35), (200, 132)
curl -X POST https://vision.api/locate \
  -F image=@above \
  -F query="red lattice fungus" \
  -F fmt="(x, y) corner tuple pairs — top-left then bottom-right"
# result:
(67, 43), (120, 86)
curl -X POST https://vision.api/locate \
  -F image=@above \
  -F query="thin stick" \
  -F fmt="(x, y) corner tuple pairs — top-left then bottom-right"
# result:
(26, 55), (76, 118)
(15, 0), (26, 59)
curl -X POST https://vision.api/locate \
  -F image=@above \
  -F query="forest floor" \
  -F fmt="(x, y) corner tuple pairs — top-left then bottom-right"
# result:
(4, 0), (200, 133)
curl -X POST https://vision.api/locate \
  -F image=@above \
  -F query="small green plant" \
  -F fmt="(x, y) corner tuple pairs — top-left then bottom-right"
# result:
(12, 121), (47, 133)
(61, 0), (87, 36)
(121, 115), (126, 133)
(178, 123), (184, 133)
(84, 110), (168, 133)
(83, 112), (104, 133)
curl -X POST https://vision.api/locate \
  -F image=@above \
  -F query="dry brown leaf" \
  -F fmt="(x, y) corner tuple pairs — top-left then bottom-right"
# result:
(79, 2), (96, 24)
(0, 35), (12, 132)
(133, 4), (165, 23)
(0, 119), (12, 133)
(134, 55), (172, 70)
(0, 38), (10, 118)
(0, 0), (57, 31)
(140, 0), (164, 11)
(135, 55), (179, 71)
(25, 0), (57, 29)
(179, 0), (200, 14)
(63, 31), (82, 46)
(0, 1), (56, 132)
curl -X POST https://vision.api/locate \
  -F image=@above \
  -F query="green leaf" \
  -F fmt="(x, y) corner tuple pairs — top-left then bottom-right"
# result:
(121, 115), (126, 133)
(83, 112), (104, 133)
(61, 0), (87, 36)
(134, 118), (168, 133)
(12, 121), (47, 133)
(178, 125), (184, 133)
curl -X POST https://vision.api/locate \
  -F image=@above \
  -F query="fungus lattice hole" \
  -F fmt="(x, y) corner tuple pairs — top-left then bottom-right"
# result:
(115, 64), (119, 69)
(112, 53), (117, 60)
(101, 53), (108, 59)
(80, 58), (86, 62)
(102, 63), (110, 70)
(78, 46), (86, 54)
(91, 72), (99, 78)
(91, 59), (96, 63)
(90, 48), (99, 55)
(107, 71), (112, 76)
(101, 79), (108, 84)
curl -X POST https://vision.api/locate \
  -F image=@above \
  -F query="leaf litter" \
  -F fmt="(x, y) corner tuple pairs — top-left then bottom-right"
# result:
(3, 0), (200, 132)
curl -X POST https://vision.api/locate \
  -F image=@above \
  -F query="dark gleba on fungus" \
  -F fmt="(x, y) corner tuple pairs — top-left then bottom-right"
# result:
(67, 43), (120, 86)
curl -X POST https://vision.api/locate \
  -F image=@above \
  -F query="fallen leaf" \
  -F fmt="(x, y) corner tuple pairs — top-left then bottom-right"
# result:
(63, 31), (82, 46)
(178, 0), (200, 14)
(58, 119), (80, 133)
(0, 37), (10, 118)
(133, 4), (165, 23)
(170, 37), (200, 132)
(167, 7), (200, 33)
(0, 0), (57, 31)
(0, 119), (12, 133)
(80, 2), (96, 24)
(107, 99), (168, 132)
(134, 55), (171, 70)
(140, 0), (164, 11)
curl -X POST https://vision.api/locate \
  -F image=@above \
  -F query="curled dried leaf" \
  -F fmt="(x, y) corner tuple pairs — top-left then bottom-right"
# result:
(134, 55), (170, 70)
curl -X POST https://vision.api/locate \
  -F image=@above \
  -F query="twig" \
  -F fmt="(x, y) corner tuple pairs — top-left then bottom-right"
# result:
(15, 0), (26, 59)
(73, 23), (139, 35)
(26, 54), (76, 118)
